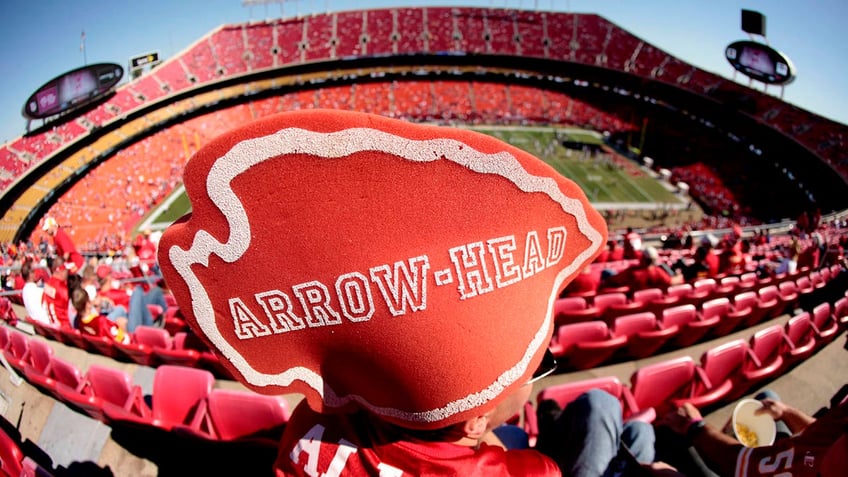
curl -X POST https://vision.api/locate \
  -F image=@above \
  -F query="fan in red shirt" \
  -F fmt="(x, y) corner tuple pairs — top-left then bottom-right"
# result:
(42, 256), (71, 328)
(42, 217), (84, 273)
(602, 247), (680, 291)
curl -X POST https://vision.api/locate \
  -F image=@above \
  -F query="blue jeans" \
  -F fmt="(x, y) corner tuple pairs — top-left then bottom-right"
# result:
(126, 285), (167, 332)
(539, 389), (655, 477)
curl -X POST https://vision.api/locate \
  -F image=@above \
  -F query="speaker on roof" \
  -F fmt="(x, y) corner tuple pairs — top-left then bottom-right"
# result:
(741, 9), (766, 37)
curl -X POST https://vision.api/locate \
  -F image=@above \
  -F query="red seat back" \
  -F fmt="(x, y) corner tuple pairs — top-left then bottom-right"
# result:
(701, 339), (747, 384)
(633, 288), (663, 304)
(732, 291), (757, 312)
(812, 302), (832, 328)
(749, 325), (786, 364)
(134, 326), (172, 350)
(592, 292), (627, 311)
(661, 304), (697, 328)
(152, 365), (214, 424)
(207, 389), (290, 441)
(537, 376), (625, 410)
(785, 313), (814, 346)
(556, 321), (611, 349)
(26, 339), (54, 374)
(612, 313), (657, 338)
(86, 364), (135, 408)
(49, 356), (85, 391)
(701, 297), (730, 321)
(631, 356), (696, 412)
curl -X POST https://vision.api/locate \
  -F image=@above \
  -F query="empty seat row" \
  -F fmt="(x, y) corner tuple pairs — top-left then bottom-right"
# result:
(5, 322), (231, 380)
(0, 340), (290, 449)
(527, 299), (846, 442)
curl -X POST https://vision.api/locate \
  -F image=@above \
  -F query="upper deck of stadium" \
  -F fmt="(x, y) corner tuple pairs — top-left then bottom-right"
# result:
(1, 6), (847, 243)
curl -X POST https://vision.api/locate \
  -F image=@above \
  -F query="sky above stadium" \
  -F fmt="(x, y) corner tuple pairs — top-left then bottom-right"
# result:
(1, 0), (846, 145)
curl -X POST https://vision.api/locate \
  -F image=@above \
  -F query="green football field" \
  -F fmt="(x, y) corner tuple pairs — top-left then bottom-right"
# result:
(137, 126), (681, 232)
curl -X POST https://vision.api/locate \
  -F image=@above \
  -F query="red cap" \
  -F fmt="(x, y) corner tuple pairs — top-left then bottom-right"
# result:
(158, 110), (607, 429)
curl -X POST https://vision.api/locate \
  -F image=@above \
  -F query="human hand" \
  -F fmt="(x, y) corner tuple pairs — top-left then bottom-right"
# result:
(756, 399), (788, 421)
(659, 403), (703, 435)
(642, 462), (686, 477)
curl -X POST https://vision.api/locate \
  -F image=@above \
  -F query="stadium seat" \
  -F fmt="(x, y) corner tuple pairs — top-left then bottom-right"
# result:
(54, 327), (92, 353)
(680, 339), (748, 410)
(810, 302), (839, 344)
(661, 304), (718, 347)
(82, 334), (122, 360)
(3, 330), (30, 372)
(22, 338), (52, 377)
(635, 287), (678, 317)
(0, 423), (24, 477)
(50, 357), (97, 413)
(550, 321), (626, 370)
(730, 291), (766, 329)
(553, 297), (601, 326)
(782, 313), (817, 366)
(178, 389), (290, 446)
(757, 285), (784, 319)
(612, 312), (678, 359)
(103, 365), (214, 431)
(85, 365), (149, 424)
(153, 333), (201, 368)
(777, 281), (800, 314)
(630, 356), (697, 417)
(535, 376), (650, 422)
(0, 326), (8, 351)
(833, 297), (848, 328)
(737, 325), (787, 396)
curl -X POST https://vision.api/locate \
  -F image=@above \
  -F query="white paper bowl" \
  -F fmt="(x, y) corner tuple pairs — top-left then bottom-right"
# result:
(732, 399), (776, 447)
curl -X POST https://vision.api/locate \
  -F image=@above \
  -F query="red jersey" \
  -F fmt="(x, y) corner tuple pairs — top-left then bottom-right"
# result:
(79, 313), (130, 344)
(276, 403), (560, 477)
(605, 264), (671, 291)
(735, 401), (848, 477)
(42, 276), (70, 327)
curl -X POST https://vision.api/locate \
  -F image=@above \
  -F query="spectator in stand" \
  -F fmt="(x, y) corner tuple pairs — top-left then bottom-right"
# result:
(559, 266), (600, 297)
(70, 287), (130, 344)
(658, 396), (847, 477)
(126, 278), (169, 332)
(42, 217), (84, 273)
(596, 240), (624, 264)
(42, 256), (71, 328)
(21, 259), (50, 325)
(623, 227), (643, 260)
(602, 246), (681, 291)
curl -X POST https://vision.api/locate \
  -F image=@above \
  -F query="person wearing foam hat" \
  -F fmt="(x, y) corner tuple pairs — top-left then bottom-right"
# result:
(42, 216), (84, 273)
(158, 110), (670, 475)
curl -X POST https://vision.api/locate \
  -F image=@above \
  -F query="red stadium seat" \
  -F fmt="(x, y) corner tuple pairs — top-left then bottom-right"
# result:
(82, 334), (122, 360)
(612, 312), (678, 359)
(757, 285), (784, 319)
(730, 291), (766, 329)
(777, 281), (800, 314)
(553, 297), (601, 326)
(3, 330), (30, 372)
(630, 356), (697, 417)
(680, 339), (748, 410)
(834, 297), (848, 328)
(550, 321), (626, 370)
(103, 365), (214, 431)
(51, 358), (99, 415)
(54, 327), (92, 352)
(810, 302), (839, 344)
(536, 376), (650, 422)
(782, 313), (817, 365)
(0, 326), (8, 351)
(702, 297), (744, 338)
(738, 325), (787, 395)
(22, 338), (52, 377)
(0, 424), (24, 477)
(661, 304), (718, 347)
(178, 389), (290, 446)
(86, 364), (149, 424)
